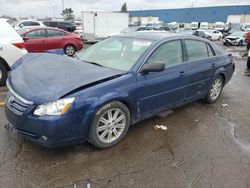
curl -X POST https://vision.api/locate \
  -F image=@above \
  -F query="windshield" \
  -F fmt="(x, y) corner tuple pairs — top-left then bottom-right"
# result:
(76, 37), (153, 71)
(231, 32), (245, 36)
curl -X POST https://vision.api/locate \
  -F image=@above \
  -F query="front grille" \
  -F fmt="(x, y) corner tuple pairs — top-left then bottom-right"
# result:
(6, 92), (31, 115)
(6, 81), (33, 115)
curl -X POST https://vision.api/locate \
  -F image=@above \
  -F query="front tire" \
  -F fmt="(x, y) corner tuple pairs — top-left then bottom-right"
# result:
(88, 101), (130, 149)
(205, 76), (224, 103)
(0, 63), (8, 86)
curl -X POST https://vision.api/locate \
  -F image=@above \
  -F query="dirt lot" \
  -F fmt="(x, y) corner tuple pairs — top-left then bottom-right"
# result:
(0, 42), (250, 188)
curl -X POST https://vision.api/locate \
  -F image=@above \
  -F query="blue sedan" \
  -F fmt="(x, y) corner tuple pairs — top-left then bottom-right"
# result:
(5, 32), (235, 148)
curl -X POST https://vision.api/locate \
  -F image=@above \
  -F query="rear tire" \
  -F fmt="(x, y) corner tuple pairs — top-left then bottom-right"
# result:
(0, 63), (7, 86)
(64, 44), (76, 56)
(88, 101), (130, 149)
(204, 76), (224, 103)
(247, 57), (250, 69)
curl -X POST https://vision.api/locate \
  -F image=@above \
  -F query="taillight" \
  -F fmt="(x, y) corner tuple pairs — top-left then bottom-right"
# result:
(11, 41), (25, 49)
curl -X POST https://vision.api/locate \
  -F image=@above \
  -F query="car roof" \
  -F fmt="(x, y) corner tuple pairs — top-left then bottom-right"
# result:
(114, 31), (216, 46)
(116, 31), (178, 41)
(18, 26), (69, 35)
(23, 26), (66, 31)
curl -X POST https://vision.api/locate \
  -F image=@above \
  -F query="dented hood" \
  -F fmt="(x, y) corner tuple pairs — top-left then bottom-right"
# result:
(8, 53), (124, 103)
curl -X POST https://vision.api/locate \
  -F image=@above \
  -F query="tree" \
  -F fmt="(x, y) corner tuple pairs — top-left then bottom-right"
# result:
(121, 2), (127, 12)
(61, 8), (75, 20)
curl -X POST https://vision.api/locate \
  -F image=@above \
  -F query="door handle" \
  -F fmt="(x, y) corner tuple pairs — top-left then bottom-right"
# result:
(179, 71), (185, 77)
(211, 63), (216, 68)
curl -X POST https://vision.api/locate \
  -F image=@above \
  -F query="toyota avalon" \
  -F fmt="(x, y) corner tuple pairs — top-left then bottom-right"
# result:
(5, 32), (235, 148)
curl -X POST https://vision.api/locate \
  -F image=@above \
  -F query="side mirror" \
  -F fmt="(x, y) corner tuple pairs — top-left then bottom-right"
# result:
(19, 24), (24, 28)
(140, 62), (165, 74)
(23, 37), (30, 41)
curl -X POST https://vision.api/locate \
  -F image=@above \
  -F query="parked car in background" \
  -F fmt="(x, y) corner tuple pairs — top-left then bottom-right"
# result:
(224, 31), (247, 46)
(214, 22), (226, 33)
(5, 32), (234, 148)
(120, 26), (150, 33)
(190, 22), (199, 30)
(204, 30), (223, 41)
(12, 20), (45, 31)
(245, 31), (250, 44)
(74, 29), (83, 39)
(18, 27), (83, 56)
(0, 19), (27, 86)
(43, 21), (76, 32)
(158, 25), (174, 32)
(193, 30), (209, 39)
(241, 23), (250, 32)
(200, 22), (209, 30)
(178, 29), (194, 35)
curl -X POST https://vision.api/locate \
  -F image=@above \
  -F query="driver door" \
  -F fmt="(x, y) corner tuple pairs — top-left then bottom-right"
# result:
(136, 40), (188, 118)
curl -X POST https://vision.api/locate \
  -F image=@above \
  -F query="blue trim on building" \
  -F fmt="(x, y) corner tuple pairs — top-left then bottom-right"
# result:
(129, 5), (250, 23)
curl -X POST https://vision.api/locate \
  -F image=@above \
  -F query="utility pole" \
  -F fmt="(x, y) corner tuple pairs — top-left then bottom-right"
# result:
(53, 6), (56, 18)
(62, 0), (64, 11)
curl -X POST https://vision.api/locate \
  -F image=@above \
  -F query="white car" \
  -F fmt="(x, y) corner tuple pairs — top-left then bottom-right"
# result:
(204, 30), (223, 41)
(200, 22), (209, 30)
(13, 20), (45, 31)
(0, 19), (27, 86)
(241, 23), (250, 32)
(224, 31), (247, 46)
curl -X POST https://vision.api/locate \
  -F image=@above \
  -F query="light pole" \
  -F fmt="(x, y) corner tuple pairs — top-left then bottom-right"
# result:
(62, 0), (64, 11)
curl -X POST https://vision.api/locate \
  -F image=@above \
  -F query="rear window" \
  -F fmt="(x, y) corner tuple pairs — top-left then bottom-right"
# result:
(185, 40), (209, 61)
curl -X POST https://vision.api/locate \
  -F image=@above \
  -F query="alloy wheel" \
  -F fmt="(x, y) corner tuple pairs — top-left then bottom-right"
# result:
(65, 45), (75, 56)
(210, 78), (223, 101)
(96, 108), (126, 144)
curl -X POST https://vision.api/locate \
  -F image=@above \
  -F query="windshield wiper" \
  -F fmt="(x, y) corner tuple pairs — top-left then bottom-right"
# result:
(82, 60), (104, 67)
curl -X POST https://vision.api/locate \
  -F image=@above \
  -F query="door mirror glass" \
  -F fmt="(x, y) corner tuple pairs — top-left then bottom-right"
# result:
(140, 62), (165, 74)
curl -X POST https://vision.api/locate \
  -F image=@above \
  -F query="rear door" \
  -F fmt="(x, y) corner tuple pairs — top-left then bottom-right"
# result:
(24, 29), (46, 52)
(136, 40), (188, 118)
(183, 39), (217, 101)
(45, 29), (66, 50)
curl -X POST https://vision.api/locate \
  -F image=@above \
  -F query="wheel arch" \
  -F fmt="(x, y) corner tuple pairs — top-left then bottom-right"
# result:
(64, 43), (76, 50)
(214, 67), (227, 85)
(90, 96), (137, 125)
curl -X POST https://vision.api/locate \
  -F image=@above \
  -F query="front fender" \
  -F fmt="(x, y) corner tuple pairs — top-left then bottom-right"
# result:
(88, 90), (138, 125)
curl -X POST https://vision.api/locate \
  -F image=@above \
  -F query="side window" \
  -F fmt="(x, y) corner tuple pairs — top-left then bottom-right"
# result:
(26, 30), (46, 38)
(31, 21), (40, 26)
(47, 30), (65, 37)
(21, 21), (31, 26)
(147, 40), (183, 67)
(185, 40), (208, 61)
(207, 43), (215, 56)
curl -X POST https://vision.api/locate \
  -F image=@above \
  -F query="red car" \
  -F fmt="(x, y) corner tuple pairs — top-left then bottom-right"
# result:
(18, 27), (83, 56)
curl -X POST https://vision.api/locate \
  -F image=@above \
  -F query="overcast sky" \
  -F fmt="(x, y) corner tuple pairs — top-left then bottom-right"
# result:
(0, 0), (249, 18)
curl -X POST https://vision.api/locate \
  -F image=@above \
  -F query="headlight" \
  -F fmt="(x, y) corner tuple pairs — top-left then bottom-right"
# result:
(34, 98), (75, 116)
